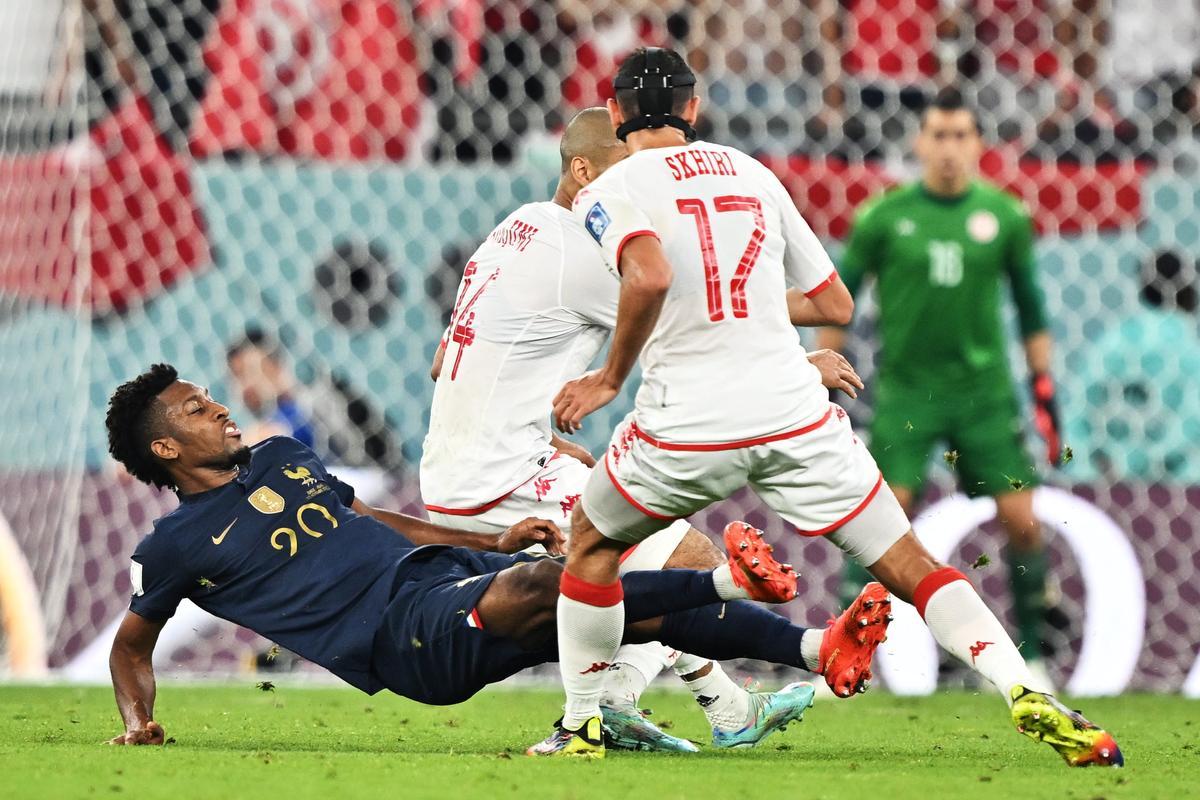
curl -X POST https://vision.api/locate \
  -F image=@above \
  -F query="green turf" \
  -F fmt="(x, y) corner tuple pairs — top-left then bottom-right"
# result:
(1, 684), (1195, 799)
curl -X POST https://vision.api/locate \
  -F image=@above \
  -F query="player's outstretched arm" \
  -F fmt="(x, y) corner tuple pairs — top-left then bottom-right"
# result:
(350, 499), (565, 554)
(553, 235), (671, 433)
(108, 611), (166, 745)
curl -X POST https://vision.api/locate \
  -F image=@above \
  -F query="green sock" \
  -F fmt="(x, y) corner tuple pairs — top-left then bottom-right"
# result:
(1007, 543), (1048, 656)
(840, 557), (876, 611)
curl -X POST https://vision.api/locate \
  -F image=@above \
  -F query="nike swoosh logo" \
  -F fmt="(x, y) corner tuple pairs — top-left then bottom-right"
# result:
(211, 518), (237, 545)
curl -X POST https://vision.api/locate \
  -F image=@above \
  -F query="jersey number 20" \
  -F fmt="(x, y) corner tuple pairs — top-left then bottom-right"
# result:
(676, 196), (765, 321)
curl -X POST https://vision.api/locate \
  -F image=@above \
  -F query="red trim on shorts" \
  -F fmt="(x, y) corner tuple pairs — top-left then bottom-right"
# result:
(794, 472), (885, 537)
(560, 570), (624, 607)
(614, 230), (660, 275)
(468, 608), (484, 629)
(632, 406), (834, 452)
(618, 543), (641, 565)
(424, 464), (545, 516)
(425, 489), (517, 516)
(604, 453), (677, 521)
(912, 567), (969, 618)
(804, 271), (838, 298)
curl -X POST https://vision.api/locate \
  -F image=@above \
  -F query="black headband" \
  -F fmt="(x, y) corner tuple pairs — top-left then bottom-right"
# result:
(612, 48), (696, 142)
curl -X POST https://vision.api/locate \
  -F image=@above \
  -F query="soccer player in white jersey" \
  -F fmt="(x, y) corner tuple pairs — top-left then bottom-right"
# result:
(532, 48), (1123, 767)
(422, 108), (873, 752)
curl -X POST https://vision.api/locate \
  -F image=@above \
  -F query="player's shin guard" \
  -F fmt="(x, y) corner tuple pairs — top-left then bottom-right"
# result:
(657, 600), (807, 667)
(558, 571), (625, 729)
(914, 567), (1043, 702)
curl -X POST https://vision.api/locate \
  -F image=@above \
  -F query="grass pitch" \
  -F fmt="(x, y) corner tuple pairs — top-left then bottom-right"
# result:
(1, 684), (1196, 799)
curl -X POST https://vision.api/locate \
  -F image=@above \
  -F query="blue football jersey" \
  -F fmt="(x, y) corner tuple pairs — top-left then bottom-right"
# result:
(128, 436), (439, 693)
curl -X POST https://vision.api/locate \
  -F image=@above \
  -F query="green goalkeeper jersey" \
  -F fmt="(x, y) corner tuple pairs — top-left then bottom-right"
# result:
(839, 179), (1048, 390)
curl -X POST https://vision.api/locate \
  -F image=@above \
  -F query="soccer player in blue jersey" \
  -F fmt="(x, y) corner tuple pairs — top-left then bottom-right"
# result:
(104, 364), (893, 748)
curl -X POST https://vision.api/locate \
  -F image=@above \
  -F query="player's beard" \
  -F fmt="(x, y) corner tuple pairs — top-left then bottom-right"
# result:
(200, 445), (252, 472)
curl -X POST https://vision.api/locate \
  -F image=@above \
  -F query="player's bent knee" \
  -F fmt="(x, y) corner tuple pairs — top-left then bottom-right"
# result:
(566, 509), (627, 563)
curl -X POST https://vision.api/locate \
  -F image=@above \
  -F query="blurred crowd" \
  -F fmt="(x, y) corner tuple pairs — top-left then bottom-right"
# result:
(3, 0), (1199, 169)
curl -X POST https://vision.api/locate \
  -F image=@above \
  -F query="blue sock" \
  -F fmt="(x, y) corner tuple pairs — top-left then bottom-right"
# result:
(620, 569), (720, 620)
(657, 600), (807, 668)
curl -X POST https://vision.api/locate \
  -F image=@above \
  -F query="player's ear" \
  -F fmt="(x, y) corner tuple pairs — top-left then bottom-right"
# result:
(681, 95), (701, 125)
(149, 436), (179, 463)
(570, 155), (591, 187)
(606, 98), (623, 129)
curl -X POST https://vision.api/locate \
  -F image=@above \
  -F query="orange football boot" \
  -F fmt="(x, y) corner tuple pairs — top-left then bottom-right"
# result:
(723, 521), (798, 603)
(818, 582), (892, 697)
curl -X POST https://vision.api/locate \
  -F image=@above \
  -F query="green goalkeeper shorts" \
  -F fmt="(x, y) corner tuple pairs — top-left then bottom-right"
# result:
(869, 379), (1040, 499)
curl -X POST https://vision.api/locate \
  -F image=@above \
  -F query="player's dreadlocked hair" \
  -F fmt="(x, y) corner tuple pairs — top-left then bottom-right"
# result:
(106, 363), (179, 490)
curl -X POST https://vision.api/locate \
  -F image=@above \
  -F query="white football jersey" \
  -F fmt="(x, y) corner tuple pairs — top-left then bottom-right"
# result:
(572, 140), (835, 444)
(420, 201), (618, 512)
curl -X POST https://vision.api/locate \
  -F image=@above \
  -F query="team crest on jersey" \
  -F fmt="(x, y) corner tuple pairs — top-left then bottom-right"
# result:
(967, 210), (999, 243)
(248, 486), (286, 515)
(283, 465), (318, 487)
(585, 202), (611, 243)
(282, 464), (330, 499)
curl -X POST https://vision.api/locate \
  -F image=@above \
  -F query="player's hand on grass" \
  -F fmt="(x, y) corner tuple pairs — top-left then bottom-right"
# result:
(807, 349), (864, 399)
(498, 517), (566, 556)
(108, 721), (165, 746)
(552, 370), (619, 434)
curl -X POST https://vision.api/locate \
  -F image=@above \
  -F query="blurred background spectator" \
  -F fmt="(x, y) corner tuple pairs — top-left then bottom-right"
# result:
(226, 327), (318, 448)
(225, 327), (402, 471)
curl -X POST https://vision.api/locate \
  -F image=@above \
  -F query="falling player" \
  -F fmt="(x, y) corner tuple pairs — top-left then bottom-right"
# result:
(817, 88), (1062, 687)
(421, 107), (869, 751)
(103, 364), (887, 746)
(532, 47), (1122, 767)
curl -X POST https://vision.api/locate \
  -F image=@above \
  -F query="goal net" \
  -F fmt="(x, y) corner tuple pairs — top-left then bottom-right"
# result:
(1, 0), (1196, 694)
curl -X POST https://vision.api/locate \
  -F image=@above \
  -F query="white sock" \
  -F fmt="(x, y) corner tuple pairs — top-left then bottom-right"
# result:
(800, 628), (823, 672)
(711, 564), (750, 601)
(674, 656), (751, 732)
(600, 644), (680, 711)
(557, 581), (625, 729)
(918, 569), (1042, 705)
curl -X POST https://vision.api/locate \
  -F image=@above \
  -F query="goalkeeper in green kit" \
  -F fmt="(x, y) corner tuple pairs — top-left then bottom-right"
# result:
(818, 89), (1061, 684)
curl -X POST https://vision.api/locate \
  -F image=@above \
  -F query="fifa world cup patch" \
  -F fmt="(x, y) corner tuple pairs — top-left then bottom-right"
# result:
(585, 202), (611, 243)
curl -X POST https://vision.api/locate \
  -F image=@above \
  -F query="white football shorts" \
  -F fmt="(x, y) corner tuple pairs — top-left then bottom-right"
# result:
(426, 451), (691, 570)
(581, 404), (911, 566)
